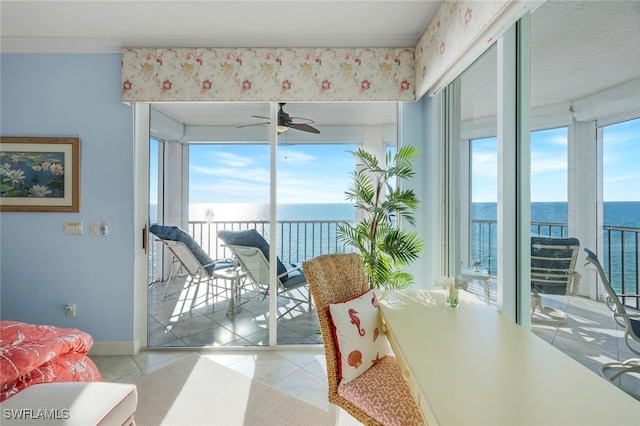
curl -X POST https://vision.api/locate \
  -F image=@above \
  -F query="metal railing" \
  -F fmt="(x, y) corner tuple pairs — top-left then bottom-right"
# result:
(148, 219), (353, 283)
(471, 220), (639, 307)
(187, 219), (353, 264)
(148, 219), (639, 307)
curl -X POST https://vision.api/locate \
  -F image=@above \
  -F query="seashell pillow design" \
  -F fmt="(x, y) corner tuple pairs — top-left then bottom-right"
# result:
(329, 289), (390, 382)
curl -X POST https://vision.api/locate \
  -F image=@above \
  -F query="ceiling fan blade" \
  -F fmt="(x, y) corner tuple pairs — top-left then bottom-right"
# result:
(237, 121), (269, 128)
(252, 115), (270, 120)
(289, 123), (320, 134)
(289, 116), (316, 124)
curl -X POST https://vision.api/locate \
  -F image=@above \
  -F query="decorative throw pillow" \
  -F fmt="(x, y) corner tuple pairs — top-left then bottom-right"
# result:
(329, 289), (390, 383)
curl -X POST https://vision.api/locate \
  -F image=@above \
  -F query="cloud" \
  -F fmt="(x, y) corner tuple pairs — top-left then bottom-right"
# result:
(190, 165), (269, 183)
(604, 172), (640, 185)
(190, 179), (270, 203)
(216, 152), (255, 167)
(278, 149), (315, 162)
(531, 155), (567, 174)
(472, 151), (497, 177)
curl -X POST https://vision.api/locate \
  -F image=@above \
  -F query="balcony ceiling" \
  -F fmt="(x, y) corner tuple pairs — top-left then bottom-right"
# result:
(2, 1), (638, 129)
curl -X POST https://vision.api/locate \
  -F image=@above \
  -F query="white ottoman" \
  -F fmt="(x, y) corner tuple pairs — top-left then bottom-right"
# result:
(1, 382), (137, 425)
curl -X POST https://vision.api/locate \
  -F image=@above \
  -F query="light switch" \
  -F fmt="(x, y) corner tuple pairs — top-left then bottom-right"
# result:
(64, 222), (83, 235)
(90, 221), (100, 236)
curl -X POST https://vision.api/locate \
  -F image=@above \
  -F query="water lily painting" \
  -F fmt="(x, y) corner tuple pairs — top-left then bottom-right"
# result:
(0, 137), (79, 212)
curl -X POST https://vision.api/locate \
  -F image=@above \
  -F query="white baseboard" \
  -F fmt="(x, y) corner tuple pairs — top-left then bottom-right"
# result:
(89, 338), (141, 356)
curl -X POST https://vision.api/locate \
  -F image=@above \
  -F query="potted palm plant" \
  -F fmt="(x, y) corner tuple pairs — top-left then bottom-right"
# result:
(337, 145), (423, 289)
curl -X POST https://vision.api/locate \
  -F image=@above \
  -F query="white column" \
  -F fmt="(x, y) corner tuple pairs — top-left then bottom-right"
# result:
(568, 119), (598, 299)
(497, 26), (517, 321)
(164, 140), (188, 229)
(497, 20), (531, 324)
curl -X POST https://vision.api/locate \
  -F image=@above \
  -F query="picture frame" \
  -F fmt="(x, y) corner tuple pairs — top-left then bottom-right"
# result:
(0, 137), (80, 212)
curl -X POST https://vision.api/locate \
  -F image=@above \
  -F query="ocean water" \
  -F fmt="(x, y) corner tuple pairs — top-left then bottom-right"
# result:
(187, 201), (639, 227)
(188, 202), (356, 222)
(471, 201), (639, 292)
(473, 201), (640, 228)
(153, 201), (638, 292)
(189, 202), (640, 293)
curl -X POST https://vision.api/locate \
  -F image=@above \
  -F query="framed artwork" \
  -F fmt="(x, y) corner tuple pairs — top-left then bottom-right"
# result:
(0, 137), (80, 212)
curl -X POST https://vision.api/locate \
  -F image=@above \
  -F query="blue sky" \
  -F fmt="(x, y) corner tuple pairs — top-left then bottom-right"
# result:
(152, 118), (639, 206)
(472, 118), (640, 202)
(188, 143), (357, 204)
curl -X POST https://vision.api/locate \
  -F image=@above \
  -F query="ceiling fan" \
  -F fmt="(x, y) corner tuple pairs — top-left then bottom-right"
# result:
(238, 103), (320, 134)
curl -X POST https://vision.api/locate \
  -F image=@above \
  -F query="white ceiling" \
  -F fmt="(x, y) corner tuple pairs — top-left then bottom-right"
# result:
(2, 1), (639, 130)
(0, 1), (440, 51)
(0, 0), (442, 128)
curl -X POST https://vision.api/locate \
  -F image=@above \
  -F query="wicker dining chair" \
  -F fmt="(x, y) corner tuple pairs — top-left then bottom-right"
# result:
(302, 253), (423, 426)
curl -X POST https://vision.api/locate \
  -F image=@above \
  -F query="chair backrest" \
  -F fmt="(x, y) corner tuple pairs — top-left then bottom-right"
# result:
(150, 224), (218, 275)
(302, 253), (369, 399)
(217, 229), (289, 281)
(531, 236), (581, 295)
(224, 244), (272, 286)
(584, 248), (631, 322)
(161, 239), (206, 277)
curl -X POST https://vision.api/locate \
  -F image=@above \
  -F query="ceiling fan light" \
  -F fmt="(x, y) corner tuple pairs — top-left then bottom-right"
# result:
(277, 125), (288, 133)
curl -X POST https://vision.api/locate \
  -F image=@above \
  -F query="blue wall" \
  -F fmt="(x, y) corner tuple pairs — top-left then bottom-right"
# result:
(0, 54), (135, 343)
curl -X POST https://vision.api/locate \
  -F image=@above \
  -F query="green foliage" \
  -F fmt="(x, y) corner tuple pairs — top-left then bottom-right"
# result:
(337, 145), (423, 289)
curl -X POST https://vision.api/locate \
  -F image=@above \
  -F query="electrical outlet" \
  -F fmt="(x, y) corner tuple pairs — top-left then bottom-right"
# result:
(90, 221), (100, 236)
(65, 304), (76, 317)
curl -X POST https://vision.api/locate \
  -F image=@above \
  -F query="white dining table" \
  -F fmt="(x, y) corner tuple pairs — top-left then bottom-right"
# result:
(378, 289), (640, 426)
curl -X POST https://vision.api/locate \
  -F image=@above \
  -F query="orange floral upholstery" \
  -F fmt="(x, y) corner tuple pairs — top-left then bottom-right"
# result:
(338, 355), (424, 426)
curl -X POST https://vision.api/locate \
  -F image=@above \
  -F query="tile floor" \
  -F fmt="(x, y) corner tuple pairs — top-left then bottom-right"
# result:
(91, 347), (360, 425)
(146, 275), (322, 347)
(91, 276), (639, 425)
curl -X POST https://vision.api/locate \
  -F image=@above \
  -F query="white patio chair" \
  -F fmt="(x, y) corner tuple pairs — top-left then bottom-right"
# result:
(584, 248), (640, 390)
(531, 236), (581, 324)
(150, 225), (236, 313)
(217, 229), (311, 318)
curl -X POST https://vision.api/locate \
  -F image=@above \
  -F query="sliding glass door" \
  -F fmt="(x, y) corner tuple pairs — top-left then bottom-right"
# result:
(147, 102), (396, 348)
(446, 44), (500, 308)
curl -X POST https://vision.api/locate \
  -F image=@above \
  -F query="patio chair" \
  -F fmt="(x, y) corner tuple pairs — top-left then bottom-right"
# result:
(217, 229), (311, 318)
(584, 248), (640, 387)
(531, 236), (581, 324)
(149, 225), (236, 312)
(302, 253), (423, 426)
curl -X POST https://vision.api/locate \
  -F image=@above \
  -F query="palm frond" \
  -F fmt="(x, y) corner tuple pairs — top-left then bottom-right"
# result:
(337, 144), (423, 290)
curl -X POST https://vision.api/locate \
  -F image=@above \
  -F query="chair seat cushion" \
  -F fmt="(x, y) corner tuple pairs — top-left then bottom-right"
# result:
(282, 265), (307, 288)
(338, 355), (423, 426)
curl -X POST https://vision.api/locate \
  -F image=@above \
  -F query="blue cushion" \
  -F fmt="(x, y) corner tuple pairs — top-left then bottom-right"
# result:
(150, 224), (232, 275)
(631, 318), (640, 339)
(217, 229), (290, 282)
(282, 265), (307, 289)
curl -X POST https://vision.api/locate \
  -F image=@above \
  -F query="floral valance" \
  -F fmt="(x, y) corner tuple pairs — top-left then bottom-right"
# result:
(121, 47), (415, 102)
(415, 1), (512, 98)
(121, 1), (522, 103)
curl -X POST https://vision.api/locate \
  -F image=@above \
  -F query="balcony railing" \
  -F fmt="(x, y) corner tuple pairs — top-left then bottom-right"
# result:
(187, 220), (353, 264)
(471, 220), (639, 307)
(148, 219), (639, 307)
(148, 219), (353, 283)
